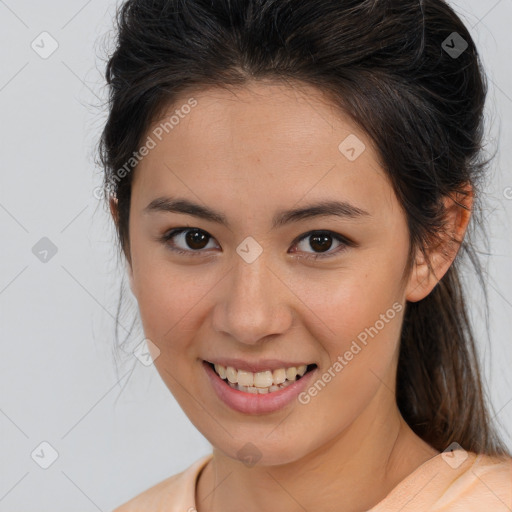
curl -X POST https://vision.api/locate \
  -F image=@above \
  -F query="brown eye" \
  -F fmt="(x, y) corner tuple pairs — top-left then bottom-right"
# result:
(308, 233), (334, 252)
(183, 229), (210, 250)
(291, 231), (352, 260)
(160, 228), (353, 260)
(162, 228), (218, 255)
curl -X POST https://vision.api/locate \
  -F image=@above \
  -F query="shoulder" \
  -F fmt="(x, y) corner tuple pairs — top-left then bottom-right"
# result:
(112, 454), (212, 512)
(431, 452), (512, 511)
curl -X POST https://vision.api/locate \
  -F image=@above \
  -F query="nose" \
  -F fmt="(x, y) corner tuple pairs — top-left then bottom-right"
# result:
(211, 253), (293, 345)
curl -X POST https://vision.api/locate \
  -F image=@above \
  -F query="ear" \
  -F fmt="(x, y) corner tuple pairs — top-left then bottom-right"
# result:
(110, 196), (135, 294)
(405, 184), (473, 302)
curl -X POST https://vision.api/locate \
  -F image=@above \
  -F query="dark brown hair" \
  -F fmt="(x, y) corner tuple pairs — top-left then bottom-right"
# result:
(97, 0), (510, 457)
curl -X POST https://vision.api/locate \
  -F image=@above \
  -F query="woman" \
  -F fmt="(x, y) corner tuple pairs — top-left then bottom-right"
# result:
(98, 0), (512, 510)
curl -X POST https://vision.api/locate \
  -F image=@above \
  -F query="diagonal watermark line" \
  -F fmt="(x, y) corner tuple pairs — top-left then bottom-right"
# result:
(61, 0), (94, 29)
(0, 266), (29, 296)
(488, 76), (512, 106)
(60, 205), (89, 233)
(163, 368), (236, 439)
(472, 468), (512, 511)
(61, 265), (131, 335)
(0, 202), (29, 232)
(264, 264), (337, 336)
(61, 369), (131, 439)
(491, 396), (512, 422)
(396, 471), (439, 511)
(162, 266), (235, 339)
(113, 361), (137, 407)
(0, 408), (29, 439)
(61, 471), (104, 511)
(471, 0), (505, 28)
(368, 367), (394, 395)
(61, 60), (101, 101)
(163, 162), (234, 238)
(0, 0), (29, 28)
(264, 471), (309, 511)
(0, 472), (29, 502)
(487, 278), (512, 310)
(264, 408), (295, 439)
(263, 164), (338, 237)
(0, 62), (29, 93)
(197, 469), (233, 504)
(280, 74), (336, 133)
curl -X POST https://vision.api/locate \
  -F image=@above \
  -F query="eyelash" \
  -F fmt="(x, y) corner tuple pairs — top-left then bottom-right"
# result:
(159, 228), (354, 260)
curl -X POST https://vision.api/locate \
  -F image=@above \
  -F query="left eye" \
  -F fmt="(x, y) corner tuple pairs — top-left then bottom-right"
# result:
(292, 231), (350, 259)
(160, 228), (352, 260)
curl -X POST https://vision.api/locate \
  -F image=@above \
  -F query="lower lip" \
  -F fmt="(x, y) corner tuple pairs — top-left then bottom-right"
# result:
(202, 361), (318, 415)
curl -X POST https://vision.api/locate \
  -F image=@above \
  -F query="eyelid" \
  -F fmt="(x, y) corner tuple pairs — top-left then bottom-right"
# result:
(160, 227), (355, 260)
(290, 230), (354, 260)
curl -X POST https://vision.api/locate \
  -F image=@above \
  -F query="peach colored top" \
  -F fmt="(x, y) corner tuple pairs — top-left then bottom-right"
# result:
(113, 451), (512, 511)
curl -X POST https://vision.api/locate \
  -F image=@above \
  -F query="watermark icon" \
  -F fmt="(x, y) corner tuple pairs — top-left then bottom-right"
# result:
(31, 31), (59, 59)
(338, 134), (366, 161)
(298, 301), (403, 404)
(133, 338), (161, 366)
(31, 441), (59, 469)
(236, 236), (263, 264)
(441, 442), (468, 469)
(32, 237), (58, 263)
(236, 442), (262, 467)
(441, 32), (468, 59)
(503, 187), (512, 200)
(96, 97), (198, 199)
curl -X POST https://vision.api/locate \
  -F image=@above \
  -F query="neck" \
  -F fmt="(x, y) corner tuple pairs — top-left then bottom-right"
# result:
(196, 386), (439, 512)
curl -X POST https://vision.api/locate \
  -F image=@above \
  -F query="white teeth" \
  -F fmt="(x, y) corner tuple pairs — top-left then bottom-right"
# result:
(226, 366), (238, 383)
(237, 370), (254, 387)
(273, 368), (286, 385)
(254, 370), (273, 388)
(214, 364), (226, 379)
(210, 362), (312, 392)
(286, 367), (297, 381)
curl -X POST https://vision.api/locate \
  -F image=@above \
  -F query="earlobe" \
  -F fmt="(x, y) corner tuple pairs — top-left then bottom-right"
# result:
(405, 185), (473, 303)
(405, 249), (437, 302)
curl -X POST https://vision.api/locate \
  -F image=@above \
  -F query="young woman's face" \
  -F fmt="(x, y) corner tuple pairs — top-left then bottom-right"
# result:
(126, 81), (418, 465)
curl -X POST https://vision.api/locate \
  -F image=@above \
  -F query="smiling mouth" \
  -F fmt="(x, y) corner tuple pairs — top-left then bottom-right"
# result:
(205, 361), (317, 394)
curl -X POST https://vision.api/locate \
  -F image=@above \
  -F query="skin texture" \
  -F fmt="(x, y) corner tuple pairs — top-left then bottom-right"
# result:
(114, 80), (472, 511)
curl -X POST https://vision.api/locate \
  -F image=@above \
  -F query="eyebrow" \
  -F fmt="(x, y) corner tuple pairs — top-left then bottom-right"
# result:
(143, 196), (371, 229)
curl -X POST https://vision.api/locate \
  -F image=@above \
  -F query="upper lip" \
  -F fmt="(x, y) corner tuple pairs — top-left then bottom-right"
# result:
(204, 358), (315, 373)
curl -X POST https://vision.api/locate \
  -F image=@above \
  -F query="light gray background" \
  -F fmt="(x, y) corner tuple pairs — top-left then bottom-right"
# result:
(0, 0), (511, 510)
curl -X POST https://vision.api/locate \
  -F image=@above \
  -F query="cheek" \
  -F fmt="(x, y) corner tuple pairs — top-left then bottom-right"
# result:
(295, 254), (406, 379)
(135, 271), (203, 340)
(129, 244), (197, 342)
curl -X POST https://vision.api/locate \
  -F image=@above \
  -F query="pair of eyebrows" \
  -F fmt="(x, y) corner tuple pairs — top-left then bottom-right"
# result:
(143, 196), (372, 230)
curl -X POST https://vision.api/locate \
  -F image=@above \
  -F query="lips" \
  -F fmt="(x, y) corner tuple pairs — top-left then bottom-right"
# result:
(202, 360), (319, 414)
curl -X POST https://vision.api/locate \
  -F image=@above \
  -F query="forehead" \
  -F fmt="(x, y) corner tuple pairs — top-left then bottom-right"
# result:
(148, 80), (372, 158)
(132, 80), (393, 215)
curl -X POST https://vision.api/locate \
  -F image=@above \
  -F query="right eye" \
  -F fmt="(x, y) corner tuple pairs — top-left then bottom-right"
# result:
(159, 228), (219, 256)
